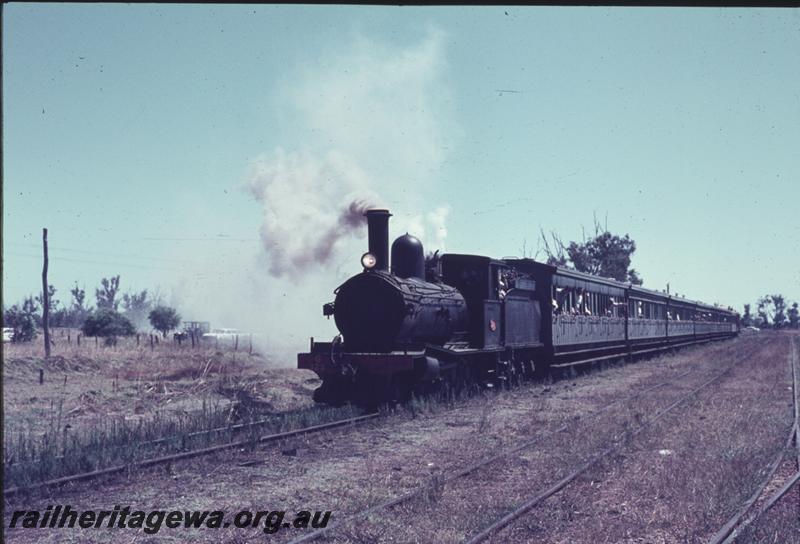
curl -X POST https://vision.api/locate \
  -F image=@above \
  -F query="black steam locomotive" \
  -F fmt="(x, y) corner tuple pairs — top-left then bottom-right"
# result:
(298, 209), (739, 404)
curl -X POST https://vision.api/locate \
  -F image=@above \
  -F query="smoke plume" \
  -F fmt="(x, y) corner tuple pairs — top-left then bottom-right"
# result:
(245, 149), (381, 277)
(174, 29), (458, 364)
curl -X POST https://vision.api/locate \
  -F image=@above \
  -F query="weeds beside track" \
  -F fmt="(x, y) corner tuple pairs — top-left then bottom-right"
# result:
(4, 406), (375, 496)
(710, 335), (800, 544)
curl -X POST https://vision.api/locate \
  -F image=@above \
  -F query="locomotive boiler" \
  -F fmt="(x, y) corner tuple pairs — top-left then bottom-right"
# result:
(332, 210), (467, 354)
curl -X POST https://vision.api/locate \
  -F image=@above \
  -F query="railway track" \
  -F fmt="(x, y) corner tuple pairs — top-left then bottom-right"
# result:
(463, 362), (739, 544)
(288, 355), (738, 544)
(708, 335), (800, 544)
(5, 337), (725, 501)
(3, 412), (379, 498)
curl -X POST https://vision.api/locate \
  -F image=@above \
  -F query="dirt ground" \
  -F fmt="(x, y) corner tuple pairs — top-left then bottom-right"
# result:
(3, 333), (799, 543)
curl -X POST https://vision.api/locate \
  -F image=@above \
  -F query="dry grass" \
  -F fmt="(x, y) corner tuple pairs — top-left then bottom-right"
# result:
(5, 333), (798, 544)
(498, 333), (796, 544)
(2, 331), (332, 490)
(334, 334), (797, 543)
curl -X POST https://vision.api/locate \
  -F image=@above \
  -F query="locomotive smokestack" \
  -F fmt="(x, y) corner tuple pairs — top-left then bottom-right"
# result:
(365, 209), (392, 271)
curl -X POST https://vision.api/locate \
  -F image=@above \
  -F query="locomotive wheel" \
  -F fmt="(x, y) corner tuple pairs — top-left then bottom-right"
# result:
(521, 358), (536, 380)
(313, 377), (353, 406)
(509, 359), (525, 387)
(390, 373), (414, 404)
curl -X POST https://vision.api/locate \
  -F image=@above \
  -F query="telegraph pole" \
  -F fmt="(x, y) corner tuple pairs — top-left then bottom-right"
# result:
(42, 228), (51, 358)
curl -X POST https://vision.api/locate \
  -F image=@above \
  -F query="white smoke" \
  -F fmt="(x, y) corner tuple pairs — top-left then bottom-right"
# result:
(173, 29), (458, 364)
(246, 29), (455, 278)
(389, 206), (451, 255)
(427, 205), (450, 251)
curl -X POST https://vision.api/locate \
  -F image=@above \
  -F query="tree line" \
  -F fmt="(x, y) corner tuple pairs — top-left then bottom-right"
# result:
(741, 295), (800, 329)
(2, 275), (182, 343)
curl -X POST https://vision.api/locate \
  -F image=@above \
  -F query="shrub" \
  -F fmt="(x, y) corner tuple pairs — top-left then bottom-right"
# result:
(81, 309), (136, 339)
(2, 305), (38, 342)
(148, 305), (181, 338)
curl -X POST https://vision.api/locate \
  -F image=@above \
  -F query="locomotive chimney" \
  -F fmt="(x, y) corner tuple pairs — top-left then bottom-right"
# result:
(365, 209), (392, 271)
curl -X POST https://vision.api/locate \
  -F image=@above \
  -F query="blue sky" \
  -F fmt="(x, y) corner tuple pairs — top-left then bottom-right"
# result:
(3, 5), (799, 344)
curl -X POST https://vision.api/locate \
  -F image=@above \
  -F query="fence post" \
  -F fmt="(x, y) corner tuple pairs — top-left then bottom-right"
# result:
(39, 369), (44, 385)
(41, 228), (51, 359)
(77, 334), (81, 346)
(137, 334), (140, 346)
(235, 335), (239, 352)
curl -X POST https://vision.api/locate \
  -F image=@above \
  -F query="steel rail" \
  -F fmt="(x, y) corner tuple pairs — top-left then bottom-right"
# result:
(711, 336), (800, 544)
(4, 413), (379, 497)
(720, 468), (800, 544)
(288, 368), (696, 544)
(709, 423), (797, 544)
(794, 336), (799, 468)
(464, 362), (737, 544)
(5, 407), (338, 470)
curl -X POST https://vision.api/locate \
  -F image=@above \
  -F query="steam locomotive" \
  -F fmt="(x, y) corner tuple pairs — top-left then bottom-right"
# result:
(298, 209), (739, 404)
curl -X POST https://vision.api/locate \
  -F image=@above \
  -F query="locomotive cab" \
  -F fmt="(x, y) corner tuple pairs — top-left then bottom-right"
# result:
(440, 255), (540, 350)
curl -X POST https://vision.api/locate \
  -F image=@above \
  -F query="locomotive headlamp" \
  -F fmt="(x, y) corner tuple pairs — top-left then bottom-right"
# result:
(361, 252), (377, 270)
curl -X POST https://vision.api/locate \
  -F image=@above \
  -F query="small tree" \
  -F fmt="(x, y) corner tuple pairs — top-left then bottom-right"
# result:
(96, 275), (121, 311)
(82, 309), (135, 345)
(122, 289), (151, 329)
(69, 283), (90, 327)
(756, 296), (771, 329)
(789, 302), (799, 329)
(148, 306), (181, 338)
(2, 305), (38, 342)
(741, 304), (753, 327)
(21, 295), (41, 327)
(771, 294), (787, 329)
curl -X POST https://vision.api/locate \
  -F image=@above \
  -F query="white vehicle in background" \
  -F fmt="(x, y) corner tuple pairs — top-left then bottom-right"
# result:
(2, 327), (13, 342)
(202, 328), (241, 345)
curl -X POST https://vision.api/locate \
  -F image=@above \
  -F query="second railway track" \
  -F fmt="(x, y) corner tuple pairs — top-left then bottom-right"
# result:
(289, 340), (761, 544)
(708, 335), (800, 544)
(3, 411), (380, 497)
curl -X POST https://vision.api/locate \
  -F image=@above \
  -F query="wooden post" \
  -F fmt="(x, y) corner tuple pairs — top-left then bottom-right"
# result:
(249, 334), (253, 355)
(150, 334), (154, 350)
(67, 332), (71, 345)
(77, 334), (81, 346)
(190, 331), (196, 349)
(95, 336), (98, 347)
(136, 334), (140, 346)
(39, 369), (44, 385)
(235, 334), (239, 352)
(42, 228), (51, 358)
